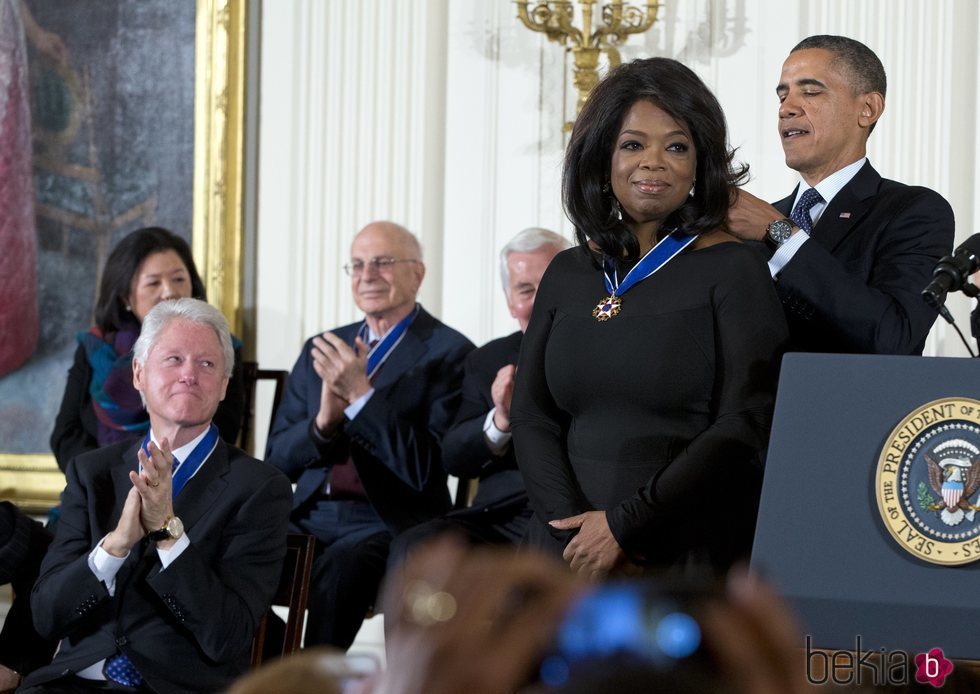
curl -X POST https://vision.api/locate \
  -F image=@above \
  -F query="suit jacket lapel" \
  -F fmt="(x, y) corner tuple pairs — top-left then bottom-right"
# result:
(809, 162), (879, 253)
(112, 444), (138, 506)
(173, 438), (230, 531)
(367, 308), (432, 393)
(773, 187), (798, 217)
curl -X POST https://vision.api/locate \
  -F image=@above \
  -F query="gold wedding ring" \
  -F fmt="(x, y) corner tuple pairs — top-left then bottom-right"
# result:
(403, 579), (457, 627)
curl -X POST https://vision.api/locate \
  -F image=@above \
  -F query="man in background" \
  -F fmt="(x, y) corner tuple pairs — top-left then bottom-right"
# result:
(391, 227), (569, 563)
(266, 221), (473, 650)
(0, 501), (56, 688)
(729, 34), (954, 354)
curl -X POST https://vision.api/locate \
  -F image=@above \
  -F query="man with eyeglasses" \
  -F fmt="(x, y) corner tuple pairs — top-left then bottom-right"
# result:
(266, 221), (474, 650)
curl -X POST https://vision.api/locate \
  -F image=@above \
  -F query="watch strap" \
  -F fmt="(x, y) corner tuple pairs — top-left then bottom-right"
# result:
(763, 232), (781, 252)
(147, 526), (171, 542)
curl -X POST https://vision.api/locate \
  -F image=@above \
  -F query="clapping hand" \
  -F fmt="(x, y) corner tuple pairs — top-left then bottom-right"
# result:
(490, 364), (517, 432)
(133, 439), (175, 538)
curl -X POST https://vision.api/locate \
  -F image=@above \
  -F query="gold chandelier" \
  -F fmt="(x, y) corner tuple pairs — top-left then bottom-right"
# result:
(515, 0), (661, 130)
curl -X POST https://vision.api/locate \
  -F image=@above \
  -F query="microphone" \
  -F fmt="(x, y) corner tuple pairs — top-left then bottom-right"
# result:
(922, 233), (980, 311)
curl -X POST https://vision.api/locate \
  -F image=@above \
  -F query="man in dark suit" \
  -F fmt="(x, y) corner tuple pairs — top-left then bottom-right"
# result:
(21, 299), (292, 693)
(265, 221), (474, 650)
(0, 502), (56, 689)
(729, 35), (954, 354)
(389, 228), (569, 561)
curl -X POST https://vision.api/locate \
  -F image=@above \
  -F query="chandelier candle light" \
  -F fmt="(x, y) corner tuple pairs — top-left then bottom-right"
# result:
(515, 0), (661, 128)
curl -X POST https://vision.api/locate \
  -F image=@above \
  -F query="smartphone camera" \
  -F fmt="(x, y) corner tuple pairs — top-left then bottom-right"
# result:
(538, 580), (720, 692)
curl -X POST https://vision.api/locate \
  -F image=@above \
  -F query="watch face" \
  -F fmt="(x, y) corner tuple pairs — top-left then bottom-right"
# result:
(767, 219), (793, 244)
(150, 516), (183, 541)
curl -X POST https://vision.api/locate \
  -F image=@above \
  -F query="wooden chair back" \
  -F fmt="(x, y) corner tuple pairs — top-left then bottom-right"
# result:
(250, 533), (316, 665)
(239, 361), (289, 454)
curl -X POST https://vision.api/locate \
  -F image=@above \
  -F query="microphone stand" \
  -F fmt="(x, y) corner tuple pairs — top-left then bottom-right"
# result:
(934, 283), (979, 357)
(921, 238), (980, 356)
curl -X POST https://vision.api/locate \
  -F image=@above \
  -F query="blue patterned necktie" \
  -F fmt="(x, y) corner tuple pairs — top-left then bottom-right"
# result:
(104, 653), (143, 687)
(791, 187), (824, 235)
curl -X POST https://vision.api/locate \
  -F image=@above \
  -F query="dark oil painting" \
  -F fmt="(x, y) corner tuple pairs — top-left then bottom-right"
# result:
(0, 0), (195, 453)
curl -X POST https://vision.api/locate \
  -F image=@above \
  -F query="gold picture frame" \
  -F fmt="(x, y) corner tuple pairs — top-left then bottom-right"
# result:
(0, 0), (248, 513)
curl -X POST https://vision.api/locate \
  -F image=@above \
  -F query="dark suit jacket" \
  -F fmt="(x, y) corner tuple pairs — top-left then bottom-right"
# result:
(772, 160), (954, 354)
(0, 502), (55, 674)
(24, 438), (292, 694)
(265, 306), (474, 534)
(442, 331), (527, 513)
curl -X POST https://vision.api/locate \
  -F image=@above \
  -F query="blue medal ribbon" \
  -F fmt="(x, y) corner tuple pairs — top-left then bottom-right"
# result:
(140, 423), (219, 498)
(357, 304), (419, 380)
(602, 229), (696, 298)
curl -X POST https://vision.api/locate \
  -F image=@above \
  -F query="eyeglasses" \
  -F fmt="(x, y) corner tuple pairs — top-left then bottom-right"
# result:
(343, 257), (419, 277)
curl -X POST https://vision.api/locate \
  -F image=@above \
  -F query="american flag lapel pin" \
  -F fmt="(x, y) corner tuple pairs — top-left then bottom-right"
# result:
(839, 212), (851, 219)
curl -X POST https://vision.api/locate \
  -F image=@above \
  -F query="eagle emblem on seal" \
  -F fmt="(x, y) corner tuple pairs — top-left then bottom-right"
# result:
(925, 439), (980, 526)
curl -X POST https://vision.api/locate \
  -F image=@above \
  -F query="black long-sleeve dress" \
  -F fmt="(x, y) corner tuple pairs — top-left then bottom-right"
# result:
(510, 241), (788, 571)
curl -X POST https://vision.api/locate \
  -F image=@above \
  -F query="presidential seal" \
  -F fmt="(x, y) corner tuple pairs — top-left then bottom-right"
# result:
(876, 397), (980, 566)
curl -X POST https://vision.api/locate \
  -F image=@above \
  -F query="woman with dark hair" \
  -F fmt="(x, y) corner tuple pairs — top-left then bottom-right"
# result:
(50, 227), (245, 470)
(511, 58), (788, 577)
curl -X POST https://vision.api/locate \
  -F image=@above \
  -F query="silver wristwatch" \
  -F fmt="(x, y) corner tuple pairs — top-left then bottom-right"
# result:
(765, 218), (795, 250)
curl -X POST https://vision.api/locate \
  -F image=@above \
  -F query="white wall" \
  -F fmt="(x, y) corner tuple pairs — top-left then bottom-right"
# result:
(256, 0), (450, 361)
(255, 0), (978, 428)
